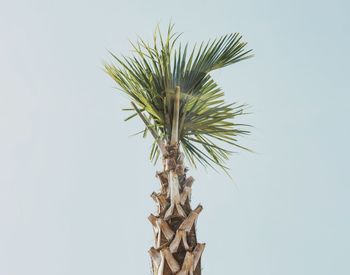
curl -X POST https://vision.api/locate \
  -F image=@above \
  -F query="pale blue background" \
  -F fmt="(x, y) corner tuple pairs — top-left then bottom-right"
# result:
(0, 0), (349, 274)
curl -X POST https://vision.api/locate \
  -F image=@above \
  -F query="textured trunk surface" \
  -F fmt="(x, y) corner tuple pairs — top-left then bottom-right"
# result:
(149, 144), (205, 275)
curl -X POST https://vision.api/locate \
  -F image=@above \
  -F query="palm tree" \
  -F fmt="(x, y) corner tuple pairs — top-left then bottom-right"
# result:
(104, 24), (252, 275)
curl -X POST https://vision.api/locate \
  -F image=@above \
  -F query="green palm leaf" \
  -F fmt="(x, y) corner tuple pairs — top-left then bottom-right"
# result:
(104, 24), (252, 173)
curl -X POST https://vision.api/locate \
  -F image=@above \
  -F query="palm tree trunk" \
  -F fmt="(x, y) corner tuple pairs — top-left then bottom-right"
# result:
(149, 144), (205, 275)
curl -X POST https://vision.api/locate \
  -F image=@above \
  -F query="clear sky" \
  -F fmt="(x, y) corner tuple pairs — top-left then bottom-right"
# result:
(0, 0), (349, 274)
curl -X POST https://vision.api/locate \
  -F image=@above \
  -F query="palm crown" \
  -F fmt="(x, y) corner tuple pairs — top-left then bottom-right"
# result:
(104, 24), (252, 173)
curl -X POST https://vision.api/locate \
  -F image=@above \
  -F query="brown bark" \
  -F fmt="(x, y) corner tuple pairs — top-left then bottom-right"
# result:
(149, 144), (205, 275)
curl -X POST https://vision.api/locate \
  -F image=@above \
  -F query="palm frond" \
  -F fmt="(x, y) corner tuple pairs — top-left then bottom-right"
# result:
(104, 24), (252, 173)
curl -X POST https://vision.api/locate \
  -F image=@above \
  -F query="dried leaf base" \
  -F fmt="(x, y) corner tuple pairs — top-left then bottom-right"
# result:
(149, 145), (205, 275)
